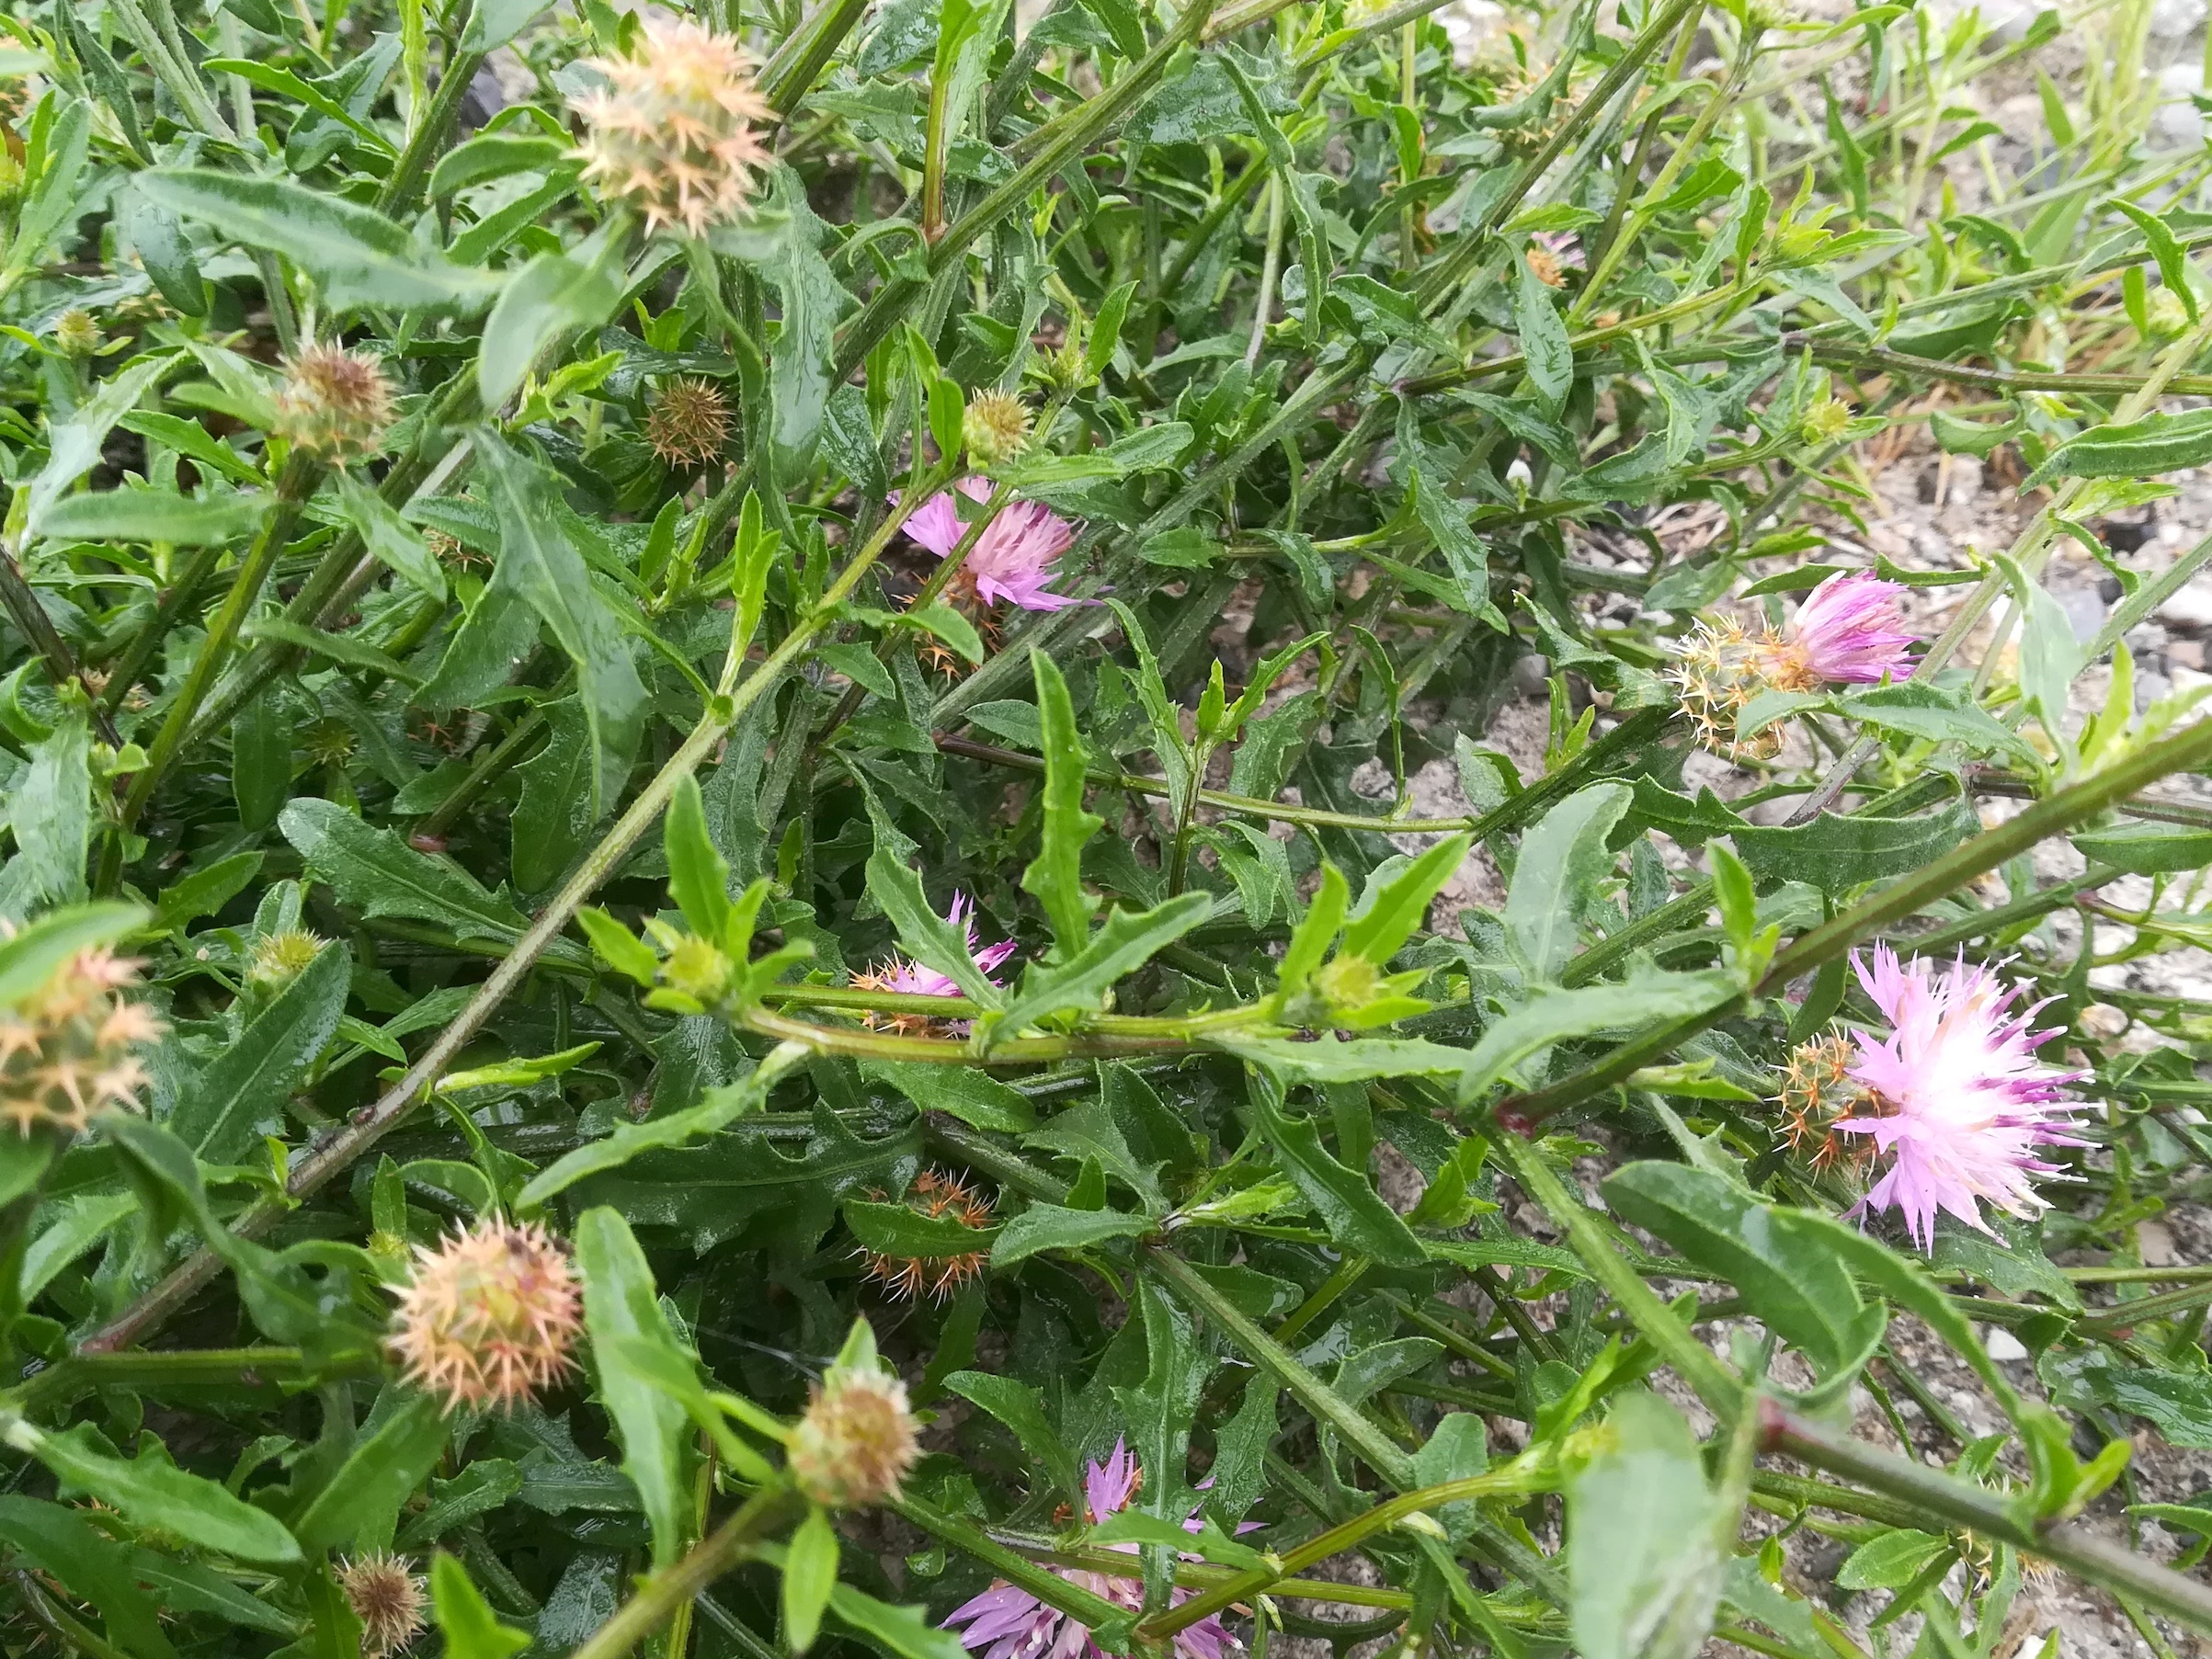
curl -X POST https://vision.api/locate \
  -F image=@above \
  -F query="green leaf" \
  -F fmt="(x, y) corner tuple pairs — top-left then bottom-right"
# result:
(137, 169), (498, 311)
(1602, 1164), (1886, 1386)
(859, 1061), (1035, 1132)
(2072, 820), (2212, 875)
(2025, 406), (2212, 486)
(943, 1371), (1079, 1505)
(1247, 1076), (1425, 1267)
(478, 229), (624, 408)
(843, 1198), (1000, 1257)
(38, 485), (268, 546)
(438, 1040), (600, 1094)
(22, 1422), (301, 1564)
(1732, 787), (1979, 894)
(0, 1496), (176, 1659)
(516, 1042), (803, 1207)
(1458, 970), (1739, 1097)
(239, 617), (425, 684)
(1839, 680), (2038, 763)
(825, 1581), (973, 1659)
(281, 796), (539, 947)
(1514, 248), (1574, 416)
(429, 1554), (531, 1659)
(474, 431), (646, 812)
(1213, 1033), (1471, 1082)
(1346, 835), (1471, 964)
(989, 1204), (1151, 1265)
(784, 1506), (839, 1653)
(1021, 651), (1103, 955)
(1408, 463), (1490, 619)
(292, 1391), (450, 1551)
(665, 775), (735, 948)
(983, 892), (1213, 1047)
(167, 941), (349, 1164)
(428, 131), (569, 197)
(1566, 1392), (1724, 1659)
(462, 0), (554, 51)
(1505, 784), (1631, 982)
(0, 715), (89, 915)
(334, 471), (446, 600)
(1835, 1529), (1949, 1590)
(23, 356), (177, 531)
(576, 1208), (693, 1565)
(512, 698), (601, 892)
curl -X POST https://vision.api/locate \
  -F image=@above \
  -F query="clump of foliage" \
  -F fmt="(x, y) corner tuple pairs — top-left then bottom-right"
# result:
(6, 0), (2212, 1652)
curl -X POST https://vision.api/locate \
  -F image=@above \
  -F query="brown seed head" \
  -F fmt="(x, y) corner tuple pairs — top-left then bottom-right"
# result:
(275, 342), (396, 465)
(572, 19), (772, 239)
(388, 1220), (582, 1413)
(645, 378), (734, 468)
(786, 1364), (920, 1507)
(338, 1552), (427, 1658)
(0, 946), (161, 1140)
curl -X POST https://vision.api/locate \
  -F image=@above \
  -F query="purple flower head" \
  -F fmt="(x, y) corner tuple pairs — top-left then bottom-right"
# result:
(898, 478), (1083, 613)
(1837, 946), (2087, 1251)
(872, 891), (1017, 999)
(1777, 572), (1916, 687)
(943, 1439), (1242, 1659)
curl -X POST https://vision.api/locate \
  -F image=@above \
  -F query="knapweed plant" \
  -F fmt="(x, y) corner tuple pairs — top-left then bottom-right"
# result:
(11, 0), (2212, 1650)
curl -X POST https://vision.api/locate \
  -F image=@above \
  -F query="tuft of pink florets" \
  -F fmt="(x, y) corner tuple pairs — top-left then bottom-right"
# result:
(853, 892), (1016, 1010)
(1774, 573), (1917, 687)
(1837, 946), (2087, 1251)
(897, 479), (1083, 613)
(943, 1440), (1241, 1659)
(387, 1220), (582, 1413)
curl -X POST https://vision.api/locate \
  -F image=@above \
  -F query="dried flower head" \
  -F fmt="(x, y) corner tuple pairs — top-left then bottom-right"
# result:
(1674, 573), (1916, 756)
(1839, 947), (2087, 1250)
(860, 1168), (995, 1301)
(338, 1552), (426, 1658)
(274, 342), (395, 465)
(247, 928), (327, 994)
(896, 479), (1082, 613)
(571, 18), (772, 239)
(51, 309), (100, 357)
(1774, 1033), (1868, 1172)
(945, 1441), (1241, 1659)
(850, 892), (1016, 1035)
(0, 945), (162, 1140)
(963, 392), (1032, 468)
(787, 1363), (920, 1507)
(645, 377), (733, 468)
(388, 1219), (582, 1412)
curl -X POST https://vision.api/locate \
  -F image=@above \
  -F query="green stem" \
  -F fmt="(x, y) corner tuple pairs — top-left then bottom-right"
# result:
(0, 547), (121, 748)
(102, 454), (321, 891)
(380, 40), (485, 216)
(567, 1488), (803, 1659)
(1799, 335), (2212, 400)
(1137, 1459), (1551, 1641)
(1762, 1402), (2212, 1637)
(97, 537), (226, 720)
(758, 0), (872, 115)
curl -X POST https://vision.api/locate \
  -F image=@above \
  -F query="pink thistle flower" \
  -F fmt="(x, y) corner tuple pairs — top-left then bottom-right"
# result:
(1837, 946), (2087, 1251)
(897, 479), (1083, 613)
(1770, 572), (1916, 688)
(943, 1440), (1241, 1659)
(852, 892), (1017, 1034)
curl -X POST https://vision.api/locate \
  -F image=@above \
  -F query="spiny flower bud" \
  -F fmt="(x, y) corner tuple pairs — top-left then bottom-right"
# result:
(571, 18), (772, 240)
(247, 928), (326, 994)
(860, 1169), (994, 1301)
(787, 1364), (920, 1507)
(1044, 340), (1090, 392)
(1775, 1033), (1869, 1172)
(51, 309), (101, 358)
(302, 717), (358, 767)
(2147, 287), (2190, 339)
(274, 342), (395, 466)
(963, 391), (1032, 468)
(0, 946), (162, 1139)
(388, 1220), (582, 1413)
(337, 1552), (427, 1658)
(645, 377), (733, 468)
(1673, 618), (1782, 762)
(659, 934), (736, 1006)
(1796, 394), (1854, 447)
